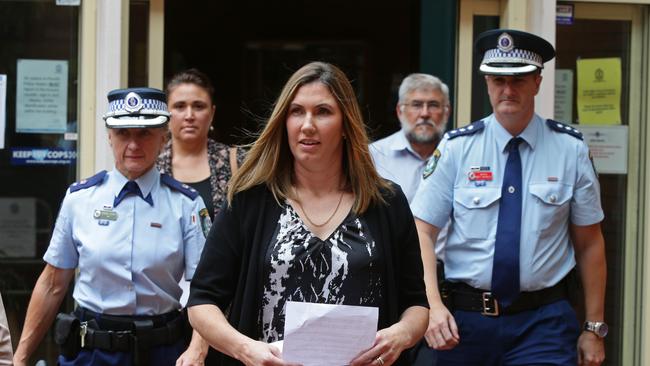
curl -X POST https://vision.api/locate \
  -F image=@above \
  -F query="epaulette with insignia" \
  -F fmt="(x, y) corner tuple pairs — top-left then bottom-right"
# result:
(160, 174), (200, 200)
(69, 170), (107, 193)
(445, 120), (485, 140)
(546, 119), (583, 140)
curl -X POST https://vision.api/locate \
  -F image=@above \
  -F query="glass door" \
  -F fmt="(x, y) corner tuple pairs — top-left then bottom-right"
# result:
(0, 0), (80, 363)
(555, 2), (645, 365)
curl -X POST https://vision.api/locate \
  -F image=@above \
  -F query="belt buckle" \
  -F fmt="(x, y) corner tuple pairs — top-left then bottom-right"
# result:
(481, 292), (499, 316)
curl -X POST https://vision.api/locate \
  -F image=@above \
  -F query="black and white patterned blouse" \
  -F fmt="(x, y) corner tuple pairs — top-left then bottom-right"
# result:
(260, 203), (384, 343)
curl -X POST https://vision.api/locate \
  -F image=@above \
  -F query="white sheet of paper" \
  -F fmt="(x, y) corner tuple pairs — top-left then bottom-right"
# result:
(283, 301), (378, 366)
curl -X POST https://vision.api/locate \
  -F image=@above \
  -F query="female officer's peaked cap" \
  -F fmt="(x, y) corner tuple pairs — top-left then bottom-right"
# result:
(102, 87), (171, 128)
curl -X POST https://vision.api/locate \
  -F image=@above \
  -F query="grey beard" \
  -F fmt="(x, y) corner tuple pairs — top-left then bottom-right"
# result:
(403, 120), (444, 144)
(406, 129), (440, 144)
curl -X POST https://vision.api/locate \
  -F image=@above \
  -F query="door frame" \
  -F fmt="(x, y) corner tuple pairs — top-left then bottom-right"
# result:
(457, 0), (499, 127)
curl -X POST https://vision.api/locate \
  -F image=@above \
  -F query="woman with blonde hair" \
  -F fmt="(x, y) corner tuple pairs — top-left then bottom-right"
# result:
(188, 62), (428, 366)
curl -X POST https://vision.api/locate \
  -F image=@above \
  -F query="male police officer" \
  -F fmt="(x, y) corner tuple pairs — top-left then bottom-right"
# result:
(370, 73), (450, 203)
(14, 88), (210, 365)
(411, 29), (607, 365)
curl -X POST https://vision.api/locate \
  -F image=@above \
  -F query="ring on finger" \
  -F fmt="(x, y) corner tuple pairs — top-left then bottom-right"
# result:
(376, 356), (385, 366)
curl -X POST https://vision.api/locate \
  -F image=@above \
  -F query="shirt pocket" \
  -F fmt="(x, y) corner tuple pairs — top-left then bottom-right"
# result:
(528, 182), (573, 235)
(453, 187), (501, 240)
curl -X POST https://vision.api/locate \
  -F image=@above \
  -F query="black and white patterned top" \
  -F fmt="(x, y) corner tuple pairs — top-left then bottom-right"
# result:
(260, 203), (384, 343)
(156, 138), (246, 219)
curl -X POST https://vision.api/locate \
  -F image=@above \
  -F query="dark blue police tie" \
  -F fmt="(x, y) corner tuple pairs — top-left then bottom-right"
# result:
(114, 181), (153, 207)
(491, 137), (523, 307)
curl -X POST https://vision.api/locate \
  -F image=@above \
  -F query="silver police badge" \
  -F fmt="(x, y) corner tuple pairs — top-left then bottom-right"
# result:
(497, 32), (514, 53)
(124, 92), (143, 113)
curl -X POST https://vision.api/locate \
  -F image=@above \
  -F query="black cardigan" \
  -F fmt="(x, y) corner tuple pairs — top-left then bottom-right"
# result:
(189, 183), (427, 365)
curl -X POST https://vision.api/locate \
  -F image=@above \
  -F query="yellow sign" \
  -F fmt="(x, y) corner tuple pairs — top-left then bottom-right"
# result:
(576, 57), (621, 125)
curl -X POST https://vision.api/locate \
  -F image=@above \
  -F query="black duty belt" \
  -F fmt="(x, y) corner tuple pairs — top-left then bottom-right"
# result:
(447, 278), (568, 316)
(74, 307), (186, 352)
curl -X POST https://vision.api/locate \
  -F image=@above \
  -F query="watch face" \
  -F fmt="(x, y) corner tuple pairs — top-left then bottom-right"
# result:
(595, 323), (609, 337)
(586, 321), (609, 338)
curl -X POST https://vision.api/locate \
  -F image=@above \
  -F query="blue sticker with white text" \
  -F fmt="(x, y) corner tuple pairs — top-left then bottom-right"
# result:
(11, 147), (77, 166)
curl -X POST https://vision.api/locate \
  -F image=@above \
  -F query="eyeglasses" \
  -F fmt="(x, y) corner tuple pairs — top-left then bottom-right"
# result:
(402, 100), (443, 112)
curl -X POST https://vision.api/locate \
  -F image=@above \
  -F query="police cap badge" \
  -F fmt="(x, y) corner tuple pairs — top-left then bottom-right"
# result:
(102, 87), (171, 128)
(475, 29), (555, 76)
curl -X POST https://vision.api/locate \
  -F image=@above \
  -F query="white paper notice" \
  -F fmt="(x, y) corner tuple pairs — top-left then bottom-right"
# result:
(16, 59), (68, 133)
(555, 69), (574, 123)
(283, 301), (378, 366)
(0, 74), (6, 149)
(573, 124), (628, 174)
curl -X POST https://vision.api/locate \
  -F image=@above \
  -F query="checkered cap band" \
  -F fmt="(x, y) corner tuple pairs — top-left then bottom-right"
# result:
(108, 98), (168, 114)
(482, 48), (543, 68)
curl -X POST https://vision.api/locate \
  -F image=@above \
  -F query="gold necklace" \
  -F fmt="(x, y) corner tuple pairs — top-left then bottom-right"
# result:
(295, 189), (345, 228)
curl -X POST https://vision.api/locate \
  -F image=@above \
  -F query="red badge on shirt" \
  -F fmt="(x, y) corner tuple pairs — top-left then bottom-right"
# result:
(468, 166), (493, 181)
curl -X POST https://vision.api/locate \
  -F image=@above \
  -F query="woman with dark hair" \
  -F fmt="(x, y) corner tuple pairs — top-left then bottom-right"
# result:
(157, 69), (245, 219)
(188, 62), (428, 366)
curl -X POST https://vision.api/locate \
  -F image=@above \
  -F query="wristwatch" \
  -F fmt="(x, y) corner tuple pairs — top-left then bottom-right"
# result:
(584, 321), (608, 338)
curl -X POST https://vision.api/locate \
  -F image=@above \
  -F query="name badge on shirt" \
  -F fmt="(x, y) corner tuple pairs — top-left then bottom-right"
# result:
(468, 166), (493, 182)
(93, 209), (118, 221)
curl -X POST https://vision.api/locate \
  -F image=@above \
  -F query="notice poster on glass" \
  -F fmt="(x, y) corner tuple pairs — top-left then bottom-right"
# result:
(16, 59), (68, 133)
(576, 57), (621, 125)
(0, 198), (36, 258)
(573, 124), (628, 175)
(554, 69), (574, 123)
(0, 74), (6, 149)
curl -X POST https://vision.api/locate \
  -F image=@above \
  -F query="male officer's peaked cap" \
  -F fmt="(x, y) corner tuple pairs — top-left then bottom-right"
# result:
(102, 87), (171, 128)
(475, 29), (555, 76)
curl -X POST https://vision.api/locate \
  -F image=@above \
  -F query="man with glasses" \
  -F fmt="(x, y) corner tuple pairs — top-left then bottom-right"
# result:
(370, 73), (450, 203)
(370, 73), (450, 365)
(412, 29), (607, 365)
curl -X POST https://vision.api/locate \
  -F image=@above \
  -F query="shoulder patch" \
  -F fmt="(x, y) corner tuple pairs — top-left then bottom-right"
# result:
(423, 149), (441, 180)
(445, 120), (485, 140)
(546, 119), (583, 140)
(69, 170), (107, 193)
(160, 173), (200, 200)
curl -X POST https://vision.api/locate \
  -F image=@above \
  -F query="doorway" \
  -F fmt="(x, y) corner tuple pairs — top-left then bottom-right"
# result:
(555, 2), (646, 365)
(162, 0), (423, 145)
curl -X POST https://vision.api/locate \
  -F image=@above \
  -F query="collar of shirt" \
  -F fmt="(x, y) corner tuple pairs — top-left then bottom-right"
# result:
(109, 167), (159, 204)
(387, 130), (428, 161)
(489, 113), (541, 153)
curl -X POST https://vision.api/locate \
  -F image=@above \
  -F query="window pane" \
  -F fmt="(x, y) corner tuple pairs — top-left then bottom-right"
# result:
(0, 1), (79, 362)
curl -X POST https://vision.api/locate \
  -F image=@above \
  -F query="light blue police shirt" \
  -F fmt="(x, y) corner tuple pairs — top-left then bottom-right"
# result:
(44, 167), (208, 315)
(370, 130), (428, 203)
(411, 114), (604, 291)
(371, 129), (448, 258)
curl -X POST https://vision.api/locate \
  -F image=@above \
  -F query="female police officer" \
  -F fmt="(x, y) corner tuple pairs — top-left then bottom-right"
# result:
(13, 88), (210, 366)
